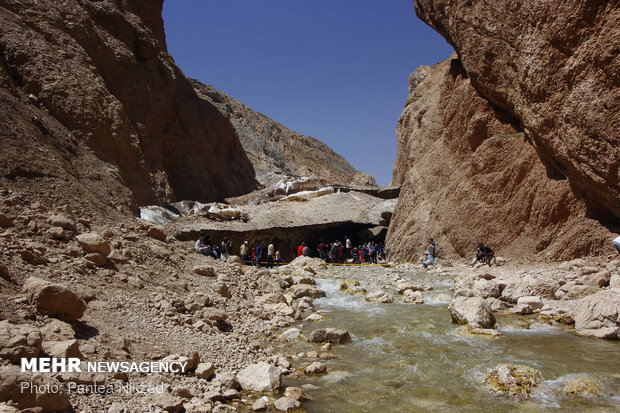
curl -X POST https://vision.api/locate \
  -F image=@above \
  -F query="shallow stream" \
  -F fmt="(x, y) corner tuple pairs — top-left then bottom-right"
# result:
(281, 269), (620, 412)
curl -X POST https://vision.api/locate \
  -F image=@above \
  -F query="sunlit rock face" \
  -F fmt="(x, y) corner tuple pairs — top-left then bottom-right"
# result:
(386, 0), (618, 261)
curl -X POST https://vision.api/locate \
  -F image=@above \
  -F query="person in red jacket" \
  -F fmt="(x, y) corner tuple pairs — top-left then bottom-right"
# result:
(297, 242), (305, 257)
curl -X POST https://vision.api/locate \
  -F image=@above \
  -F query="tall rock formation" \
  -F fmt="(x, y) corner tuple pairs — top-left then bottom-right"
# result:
(0, 0), (257, 216)
(413, 0), (619, 219)
(192, 80), (376, 187)
(387, 0), (619, 261)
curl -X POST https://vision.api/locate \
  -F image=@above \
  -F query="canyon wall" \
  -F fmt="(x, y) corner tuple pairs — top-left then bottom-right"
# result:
(192, 80), (376, 187)
(413, 0), (619, 221)
(0, 0), (257, 217)
(386, 1), (618, 262)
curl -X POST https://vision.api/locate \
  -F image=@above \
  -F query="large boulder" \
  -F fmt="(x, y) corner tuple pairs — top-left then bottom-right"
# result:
(364, 289), (394, 303)
(448, 296), (496, 329)
(309, 328), (351, 344)
(0, 365), (70, 411)
(236, 362), (282, 392)
(483, 364), (544, 397)
(0, 321), (42, 363)
(289, 284), (326, 299)
(472, 279), (502, 299)
(46, 215), (76, 231)
(42, 339), (82, 359)
(513, 296), (544, 315)
(76, 233), (111, 256)
(574, 289), (620, 339)
(273, 397), (300, 411)
(22, 277), (87, 322)
(304, 361), (327, 375)
(192, 265), (216, 277)
(403, 289), (424, 304)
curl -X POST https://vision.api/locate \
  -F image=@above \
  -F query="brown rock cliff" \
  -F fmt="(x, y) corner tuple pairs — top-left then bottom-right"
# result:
(191, 80), (376, 187)
(0, 0), (257, 217)
(413, 0), (619, 220)
(386, 57), (614, 261)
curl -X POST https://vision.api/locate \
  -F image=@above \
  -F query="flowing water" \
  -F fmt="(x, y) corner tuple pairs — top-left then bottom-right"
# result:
(280, 269), (620, 412)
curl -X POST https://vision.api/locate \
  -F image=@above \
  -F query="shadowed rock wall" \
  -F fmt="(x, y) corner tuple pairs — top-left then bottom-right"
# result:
(0, 0), (257, 217)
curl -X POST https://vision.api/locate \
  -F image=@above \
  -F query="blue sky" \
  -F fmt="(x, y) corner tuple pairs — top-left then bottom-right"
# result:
(162, 0), (453, 185)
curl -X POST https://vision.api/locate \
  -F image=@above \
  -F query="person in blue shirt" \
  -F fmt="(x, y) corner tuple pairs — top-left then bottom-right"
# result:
(254, 240), (263, 268)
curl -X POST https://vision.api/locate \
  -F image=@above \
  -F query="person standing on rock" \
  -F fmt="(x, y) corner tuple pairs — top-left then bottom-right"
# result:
(472, 242), (494, 267)
(345, 236), (352, 258)
(318, 239), (327, 260)
(240, 241), (249, 265)
(254, 240), (263, 268)
(220, 237), (231, 261)
(267, 241), (275, 268)
(614, 235), (620, 254)
(428, 238), (436, 258)
(275, 249), (282, 266)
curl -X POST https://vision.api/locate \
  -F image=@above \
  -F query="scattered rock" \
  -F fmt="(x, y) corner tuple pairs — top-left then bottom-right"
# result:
(195, 362), (215, 380)
(19, 250), (48, 265)
(0, 321), (42, 362)
(483, 364), (543, 397)
(148, 226), (167, 241)
(278, 328), (302, 342)
(274, 396), (300, 411)
(42, 339), (82, 359)
(304, 361), (327, 375)
(289, 284), (326, 299)
(193, 266), (216, 277)
(448, 296), (496, 329)
(513, 296), (544, 315)
(297, 276), (316, 285)
(84, 252), (107, 267)
(284, 386), (312, 401)
(0, 365), (70, 411)
(472, 279), (502, 299)
(403, 289), (424, 304)
(22, 277), (87, 322)
(563, 377), (603, 397)
(304, 313), (325, 322)
(236, 362), (282, 392)
(574, 289), (620, 339)
(365, 289), (394, 303)
(309, 328), (351, 344)
(47, 214), (76, 231)
(252, 396), (268, 411)
(76, 233), (111, 256)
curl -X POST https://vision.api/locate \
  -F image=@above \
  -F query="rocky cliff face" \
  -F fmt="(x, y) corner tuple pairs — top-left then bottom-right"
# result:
(386, 56), (614, 261)
(413, 0), (619, 220)
(386, 0), (618, 261)
(0, 0), (257, 217)
(192, 80), (376, 187)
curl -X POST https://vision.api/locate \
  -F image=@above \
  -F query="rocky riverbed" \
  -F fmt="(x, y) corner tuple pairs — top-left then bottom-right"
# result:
(1, 199), (618, 412)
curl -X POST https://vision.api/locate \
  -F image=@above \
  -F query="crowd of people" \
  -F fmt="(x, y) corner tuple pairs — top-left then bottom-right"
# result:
(194, 233), (386, 268)
(303, 238), (386, 264)
(198, 231), (619, 271)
